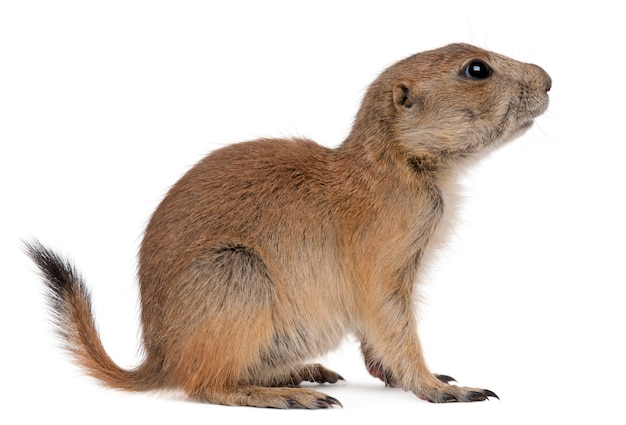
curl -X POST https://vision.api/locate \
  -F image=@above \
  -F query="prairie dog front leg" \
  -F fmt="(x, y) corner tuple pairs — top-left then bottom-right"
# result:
(358, 283), (497, 403)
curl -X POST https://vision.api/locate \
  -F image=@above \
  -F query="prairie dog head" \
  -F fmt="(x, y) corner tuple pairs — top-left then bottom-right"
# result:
(356, 43), (551, 162)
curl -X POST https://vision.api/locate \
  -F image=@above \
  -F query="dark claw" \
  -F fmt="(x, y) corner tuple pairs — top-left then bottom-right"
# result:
(467, 389), (499, 402)
(287, 395), (343, 409)
(468, 391), (488, 401)
(435, 374), (457, 384)
(483, 389), (499, 400)
(316, 396), (343, 409)
(286, 399), (304, 408)
(442, 393), (458, 402)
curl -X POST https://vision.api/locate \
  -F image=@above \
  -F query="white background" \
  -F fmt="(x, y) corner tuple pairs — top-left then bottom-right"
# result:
(2, 1), (624, 424)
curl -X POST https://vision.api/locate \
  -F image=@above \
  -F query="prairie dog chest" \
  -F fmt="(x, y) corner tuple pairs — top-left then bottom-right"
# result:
(342, 170), (445, 270)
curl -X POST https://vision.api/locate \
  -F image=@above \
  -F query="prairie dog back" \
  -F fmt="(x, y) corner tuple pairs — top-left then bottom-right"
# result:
(27, 43), (550, 408)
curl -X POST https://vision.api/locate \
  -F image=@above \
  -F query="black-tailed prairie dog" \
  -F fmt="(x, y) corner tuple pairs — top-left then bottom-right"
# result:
(26, 43), (551, 408)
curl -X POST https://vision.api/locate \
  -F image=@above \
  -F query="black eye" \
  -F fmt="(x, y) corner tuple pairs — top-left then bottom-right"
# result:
(464, 60), (492, 79)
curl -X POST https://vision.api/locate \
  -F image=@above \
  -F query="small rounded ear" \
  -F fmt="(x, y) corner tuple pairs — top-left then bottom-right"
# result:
(393, 82), (414, 109)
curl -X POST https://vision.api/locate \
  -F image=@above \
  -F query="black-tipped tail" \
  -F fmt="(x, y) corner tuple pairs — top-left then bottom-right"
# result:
(24, 240), (157, 392)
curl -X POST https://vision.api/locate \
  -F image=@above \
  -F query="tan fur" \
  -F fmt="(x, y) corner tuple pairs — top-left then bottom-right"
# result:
(26, 43), (551, 408)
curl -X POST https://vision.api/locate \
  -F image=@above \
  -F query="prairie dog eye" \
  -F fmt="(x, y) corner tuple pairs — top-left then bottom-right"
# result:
(464, 60), (492, 79)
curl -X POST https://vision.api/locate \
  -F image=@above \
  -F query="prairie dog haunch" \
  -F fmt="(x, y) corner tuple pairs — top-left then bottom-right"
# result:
(26, 43), (550, 408)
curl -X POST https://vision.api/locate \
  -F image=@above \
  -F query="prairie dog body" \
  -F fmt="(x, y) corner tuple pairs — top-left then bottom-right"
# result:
(27, 43), (551, 408)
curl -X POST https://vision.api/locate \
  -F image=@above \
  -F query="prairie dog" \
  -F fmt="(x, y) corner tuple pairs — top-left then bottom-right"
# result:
(26, 43), (551, 408)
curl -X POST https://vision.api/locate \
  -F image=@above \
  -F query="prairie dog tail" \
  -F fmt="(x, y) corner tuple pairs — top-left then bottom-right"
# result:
(25, 240), (158, 392)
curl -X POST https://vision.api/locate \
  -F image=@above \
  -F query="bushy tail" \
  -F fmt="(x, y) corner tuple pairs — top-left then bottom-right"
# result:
(24, 240), (158, 392)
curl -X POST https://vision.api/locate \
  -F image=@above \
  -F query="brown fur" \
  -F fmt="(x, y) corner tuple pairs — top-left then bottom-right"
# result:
(26, 43), (551, 408)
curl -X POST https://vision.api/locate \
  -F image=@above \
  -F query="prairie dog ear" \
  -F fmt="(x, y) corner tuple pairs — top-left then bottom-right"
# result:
(393, 82), (415, 109)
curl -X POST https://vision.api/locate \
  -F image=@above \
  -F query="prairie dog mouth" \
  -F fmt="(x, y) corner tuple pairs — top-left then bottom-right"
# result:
(518, 96), (549, 128)
(496, 91), (548, 141)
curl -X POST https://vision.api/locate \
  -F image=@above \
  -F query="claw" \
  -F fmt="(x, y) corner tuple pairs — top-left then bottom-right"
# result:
(483, 389), (499, 400)
(467, 391), (488, 401)
(467, 389), (499, 402)
(442, 393), (458, 402)
(435, 374), (457, 384)
(317, 396), (343, 409)
(287, 399), (305, 408)
(288, 395), (343, 409)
